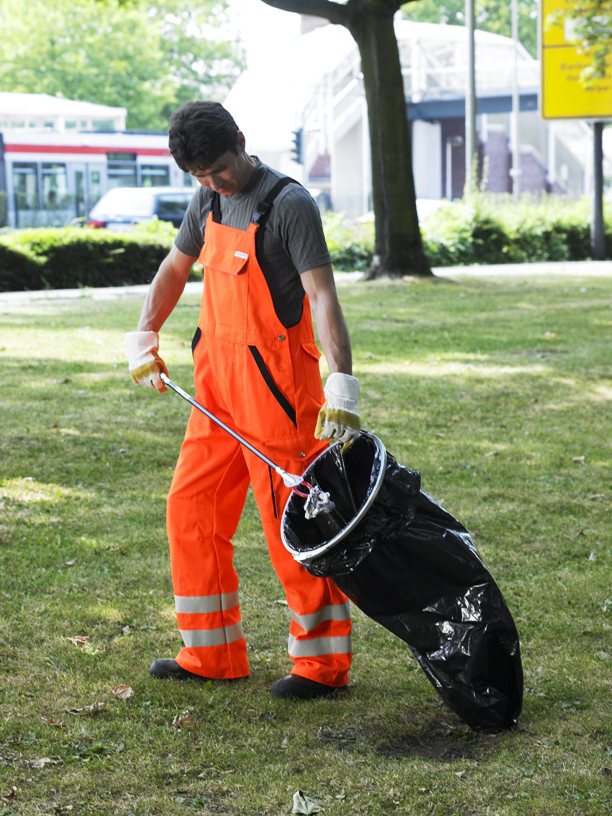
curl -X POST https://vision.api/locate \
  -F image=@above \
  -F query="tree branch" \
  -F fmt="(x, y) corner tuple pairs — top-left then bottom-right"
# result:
(261, 0), (352, 26)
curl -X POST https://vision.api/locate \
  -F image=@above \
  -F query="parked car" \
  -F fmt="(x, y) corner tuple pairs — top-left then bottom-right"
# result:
(87, 186), (196, 229)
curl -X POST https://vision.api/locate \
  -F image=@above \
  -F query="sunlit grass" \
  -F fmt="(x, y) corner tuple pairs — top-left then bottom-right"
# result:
(0, 270), (610, 815)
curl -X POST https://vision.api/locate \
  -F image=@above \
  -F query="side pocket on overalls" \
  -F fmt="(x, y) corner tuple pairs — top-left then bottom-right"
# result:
(191, 327), (202, 355)
(301, 341), (325, 403)
(248, 345), (297, 428)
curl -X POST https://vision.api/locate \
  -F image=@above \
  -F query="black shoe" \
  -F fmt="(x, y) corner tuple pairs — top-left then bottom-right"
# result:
(149, 658), (211, 682)
(270, 674), (347, 700)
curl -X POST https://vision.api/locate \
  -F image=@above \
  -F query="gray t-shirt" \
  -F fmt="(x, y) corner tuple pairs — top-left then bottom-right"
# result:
(175, 159), (331, 327)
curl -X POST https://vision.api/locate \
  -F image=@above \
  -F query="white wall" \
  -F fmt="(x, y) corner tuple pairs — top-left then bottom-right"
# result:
(412, 120), (442, 199)
(331, 120), (367, 217)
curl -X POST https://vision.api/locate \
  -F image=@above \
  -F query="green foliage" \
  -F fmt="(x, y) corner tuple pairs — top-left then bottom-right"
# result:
(0, 0), (244, 130)
(0, 197), (608, 292)
(422, 195), (609, 266)
(322, 212), (375, 271)
(0, 242), (43, 291)
(402, 0), (538, 57)
(0, 228), (174, 290)
(131, 217), (181, 243)
(322, 196), (610, 270)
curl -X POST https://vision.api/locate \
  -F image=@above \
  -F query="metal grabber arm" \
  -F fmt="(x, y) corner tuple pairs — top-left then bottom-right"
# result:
(160, 373), (317, 499)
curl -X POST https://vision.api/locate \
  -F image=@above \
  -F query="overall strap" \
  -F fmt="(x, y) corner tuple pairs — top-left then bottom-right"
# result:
(252, 176), (304, 329)
(251, 177), (300, 230)
(210, 191), (222, 223)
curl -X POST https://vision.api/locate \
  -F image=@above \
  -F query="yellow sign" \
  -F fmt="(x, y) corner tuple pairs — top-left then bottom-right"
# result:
(541, 0), (612, 119)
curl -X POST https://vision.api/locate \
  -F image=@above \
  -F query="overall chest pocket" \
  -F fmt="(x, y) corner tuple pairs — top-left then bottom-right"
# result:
(201, 246), (250, 335)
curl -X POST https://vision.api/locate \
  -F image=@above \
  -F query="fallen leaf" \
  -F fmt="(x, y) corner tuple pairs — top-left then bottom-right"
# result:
(41, 716), (65, 728)
(68, 701), (106, 716)
(27, 758), (62, 769)
(171, 711), (197, 729)
(1, 786), (17, 801)
(111, 685), (134, 700)
(68, 636), (90, 647)
(292, 790), (321, 815)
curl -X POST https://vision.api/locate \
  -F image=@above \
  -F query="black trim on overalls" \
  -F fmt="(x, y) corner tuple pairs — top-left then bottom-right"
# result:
(211, 190), (222, 223)
(252, 179), (305, 326)
(191, 326), (202, 354)
(247, 345), (297, 427)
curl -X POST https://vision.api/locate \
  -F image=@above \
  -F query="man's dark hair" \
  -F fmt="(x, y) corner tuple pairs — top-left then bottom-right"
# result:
(168, 101), (240, 173)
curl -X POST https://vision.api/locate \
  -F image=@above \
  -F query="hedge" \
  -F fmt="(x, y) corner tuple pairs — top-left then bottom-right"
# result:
(324, 195), (610, 271)
(421, 195), (607, 267)
(0, 226), (175, 292)
(0, 243), (43, 292)
(0, 196), (610, 291)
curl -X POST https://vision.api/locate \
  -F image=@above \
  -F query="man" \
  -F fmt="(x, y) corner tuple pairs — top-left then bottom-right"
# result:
(125, 101), (360, 699)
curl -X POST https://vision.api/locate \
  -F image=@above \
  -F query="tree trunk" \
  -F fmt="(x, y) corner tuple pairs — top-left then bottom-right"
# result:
(347, 10), (431, 278)
(263, 0), (432, 277)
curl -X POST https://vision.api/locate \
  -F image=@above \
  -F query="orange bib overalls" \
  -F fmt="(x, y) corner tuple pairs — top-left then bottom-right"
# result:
(166, 179), (352, 686)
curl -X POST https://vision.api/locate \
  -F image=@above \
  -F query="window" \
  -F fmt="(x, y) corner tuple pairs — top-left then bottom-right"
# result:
(154, 192), (193, 220)
(93, 119), (115, 130)
(140, 164), (170, 187)
(42, 163), (68, 208)
(13, 163), (39, 211)
(107, 152), (137, 188)
(89, 169), (102, 206)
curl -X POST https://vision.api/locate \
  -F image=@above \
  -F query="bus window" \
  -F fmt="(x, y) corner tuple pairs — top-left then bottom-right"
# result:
(42, 163), (68, 208)
(90, 169), (102, 206)
(13, 162), (39, 214)
(107, 152), (137, 188)
(140, 164), (170, 187)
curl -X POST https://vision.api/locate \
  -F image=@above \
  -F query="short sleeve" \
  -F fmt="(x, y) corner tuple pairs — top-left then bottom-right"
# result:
(174, 187), (211, 258)
(269, 186), (332, 274)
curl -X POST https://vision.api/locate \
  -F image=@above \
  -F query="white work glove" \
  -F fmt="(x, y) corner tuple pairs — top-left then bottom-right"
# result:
(124, 330), (168, 392)
(315, 372), (360, 450)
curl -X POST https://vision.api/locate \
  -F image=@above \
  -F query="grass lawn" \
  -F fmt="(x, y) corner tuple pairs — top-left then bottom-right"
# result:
(0, 268), (610, 816)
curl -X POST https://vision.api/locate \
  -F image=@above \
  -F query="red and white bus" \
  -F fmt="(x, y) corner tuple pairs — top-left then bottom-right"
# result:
(0, 130), (193, 229)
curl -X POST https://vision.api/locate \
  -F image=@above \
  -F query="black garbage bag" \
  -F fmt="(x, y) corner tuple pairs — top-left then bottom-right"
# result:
(281, 432), (523, 732)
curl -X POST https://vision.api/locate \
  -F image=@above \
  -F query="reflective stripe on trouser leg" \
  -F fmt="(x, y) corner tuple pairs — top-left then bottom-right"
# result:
(176, 591), (244, 653)
(288, 602), (352, 672)
(251, 452), (352, 688)
(167, 409), (251, 679)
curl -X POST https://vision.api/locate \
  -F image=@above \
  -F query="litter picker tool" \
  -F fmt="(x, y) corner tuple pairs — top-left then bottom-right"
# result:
(160, 373), (334, 518)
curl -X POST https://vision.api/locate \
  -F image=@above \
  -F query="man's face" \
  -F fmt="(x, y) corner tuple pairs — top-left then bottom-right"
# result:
(191, 150), (244, 196)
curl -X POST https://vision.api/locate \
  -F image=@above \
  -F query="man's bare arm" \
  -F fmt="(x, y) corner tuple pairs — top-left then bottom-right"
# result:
(301, 264), (352, 375)
(136, 244), (199, 332)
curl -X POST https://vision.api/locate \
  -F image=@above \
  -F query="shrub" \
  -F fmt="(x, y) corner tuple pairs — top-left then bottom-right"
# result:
(0, 242), (43, 291)
(323, 212), (374, 271)
(422, 195), (611, 267)
(1, 227), (174, 291)
(0, 197), (609, 292)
